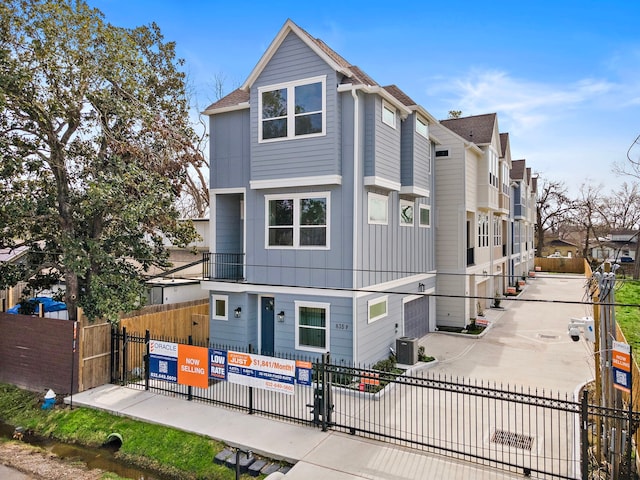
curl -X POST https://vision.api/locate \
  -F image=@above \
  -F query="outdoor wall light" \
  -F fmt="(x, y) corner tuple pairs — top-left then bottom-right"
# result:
(277, 310), (285, 322)
(234, 307), (242, 318)
(418, 282), (425, 292)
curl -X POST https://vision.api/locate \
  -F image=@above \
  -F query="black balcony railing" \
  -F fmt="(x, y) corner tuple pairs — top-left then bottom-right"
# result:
(203, 252), (245, 281)
(466, 247), (475, 266)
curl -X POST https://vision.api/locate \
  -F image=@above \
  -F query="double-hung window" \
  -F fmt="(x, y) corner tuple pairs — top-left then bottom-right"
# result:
(266, 193), (329, 248)
(295, 301), (330, 352)
(259, 76), (326, 142)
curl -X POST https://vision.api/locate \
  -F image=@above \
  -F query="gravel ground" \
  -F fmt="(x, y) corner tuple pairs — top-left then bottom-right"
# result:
(0, 441), (104, 480)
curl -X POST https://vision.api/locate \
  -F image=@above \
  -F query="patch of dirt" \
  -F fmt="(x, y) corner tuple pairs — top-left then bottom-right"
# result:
(0, 441), (104, 480)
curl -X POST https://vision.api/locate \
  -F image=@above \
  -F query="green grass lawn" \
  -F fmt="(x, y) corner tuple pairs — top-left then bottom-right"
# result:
(0, 383), (264, 479)
(615, 280), (640, 352)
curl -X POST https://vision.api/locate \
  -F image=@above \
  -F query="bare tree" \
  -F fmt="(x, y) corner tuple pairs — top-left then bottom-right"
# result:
(570, 183), (609, 260)
(535, 178), (573, 257)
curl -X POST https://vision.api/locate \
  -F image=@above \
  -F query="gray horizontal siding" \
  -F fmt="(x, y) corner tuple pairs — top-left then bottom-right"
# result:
(250, 32), (340, 181)
(210, 110), (250, 188)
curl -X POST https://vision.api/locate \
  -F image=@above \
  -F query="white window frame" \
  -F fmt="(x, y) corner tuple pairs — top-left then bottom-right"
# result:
(258, 75), (327, 143)
(419, 205), (431, 228)
(400, 199), (414, 226)
(416, 115), (428, 138)
(212, 294), (228, 321)
(368, 296), (388, 323)
(382, 100), (396, 128)
(265, 192), (330, 250)
(368, 192), (389, 225)
(295, 300), (330, 353)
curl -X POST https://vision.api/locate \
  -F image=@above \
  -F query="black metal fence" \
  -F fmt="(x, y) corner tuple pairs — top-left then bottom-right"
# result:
(111, 329), (639, 480)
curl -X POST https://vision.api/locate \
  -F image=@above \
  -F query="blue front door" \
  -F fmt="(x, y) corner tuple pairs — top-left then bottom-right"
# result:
(261, 297), (275, 355)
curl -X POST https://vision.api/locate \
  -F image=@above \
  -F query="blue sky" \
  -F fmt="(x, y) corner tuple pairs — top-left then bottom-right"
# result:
(91, 1), (640, 196)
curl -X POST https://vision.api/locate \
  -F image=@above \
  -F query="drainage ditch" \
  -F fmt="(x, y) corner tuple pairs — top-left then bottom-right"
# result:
(0, 420), (167, 479)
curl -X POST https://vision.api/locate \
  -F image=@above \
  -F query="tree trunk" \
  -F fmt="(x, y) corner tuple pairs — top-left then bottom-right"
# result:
(65, 270), (79, 322)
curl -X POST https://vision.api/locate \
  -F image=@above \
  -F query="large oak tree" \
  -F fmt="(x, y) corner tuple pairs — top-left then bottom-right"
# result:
(0, 0), (204, 321)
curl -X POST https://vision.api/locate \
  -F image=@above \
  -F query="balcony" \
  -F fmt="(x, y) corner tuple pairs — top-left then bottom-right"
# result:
(203, 253), (245, 281)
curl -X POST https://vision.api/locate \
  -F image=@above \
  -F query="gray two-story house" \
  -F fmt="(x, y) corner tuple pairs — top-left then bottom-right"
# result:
(201, 19), (437, 365)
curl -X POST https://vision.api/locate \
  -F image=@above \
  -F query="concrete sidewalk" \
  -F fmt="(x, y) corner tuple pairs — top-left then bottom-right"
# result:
(65, 275), (590, 479)
(66, 384), (522, 479)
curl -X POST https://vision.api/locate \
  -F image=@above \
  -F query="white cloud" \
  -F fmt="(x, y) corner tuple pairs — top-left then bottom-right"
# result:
(427, 70), (618, 133)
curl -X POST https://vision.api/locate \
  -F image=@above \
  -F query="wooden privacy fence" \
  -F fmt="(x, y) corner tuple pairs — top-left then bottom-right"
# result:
(535, 256), (585, 274)
(83, 299), (210, 391)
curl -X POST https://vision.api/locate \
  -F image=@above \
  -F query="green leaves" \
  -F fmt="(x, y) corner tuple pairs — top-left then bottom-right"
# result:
(0, 0), (204, 321)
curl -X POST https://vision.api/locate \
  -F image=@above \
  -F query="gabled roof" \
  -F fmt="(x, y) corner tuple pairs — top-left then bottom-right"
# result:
(382, 85), (438, 124)
(242, 19), (353, 90)
(204, 88), (250, 113)
(510, 159), (526, 181)
(439, 113), (497, 145)
(499, 133), (509, 158)
(204, 19), (422, 118)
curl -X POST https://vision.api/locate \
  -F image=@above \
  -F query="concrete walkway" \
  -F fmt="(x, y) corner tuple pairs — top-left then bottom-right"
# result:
(65, 275), (592, 479)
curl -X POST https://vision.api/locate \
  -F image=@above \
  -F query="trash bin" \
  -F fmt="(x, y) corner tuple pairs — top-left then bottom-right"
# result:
(396, 337), (418, 365)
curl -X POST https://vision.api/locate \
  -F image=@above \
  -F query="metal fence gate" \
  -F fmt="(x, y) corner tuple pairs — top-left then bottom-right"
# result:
(111, 330), (639, 479)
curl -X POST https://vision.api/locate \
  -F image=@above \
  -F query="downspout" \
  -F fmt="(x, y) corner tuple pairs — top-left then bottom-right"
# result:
(351, 88), (359, 363)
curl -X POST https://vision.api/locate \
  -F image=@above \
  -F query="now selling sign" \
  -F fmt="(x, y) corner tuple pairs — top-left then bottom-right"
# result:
(612, 341), (631, 393)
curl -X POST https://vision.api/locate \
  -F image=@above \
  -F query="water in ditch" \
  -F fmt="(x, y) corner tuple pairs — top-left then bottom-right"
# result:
(0, 420), (168, 479)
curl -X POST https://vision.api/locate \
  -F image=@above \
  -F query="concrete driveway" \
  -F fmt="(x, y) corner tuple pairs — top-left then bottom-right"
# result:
(420, 274), (595, 394)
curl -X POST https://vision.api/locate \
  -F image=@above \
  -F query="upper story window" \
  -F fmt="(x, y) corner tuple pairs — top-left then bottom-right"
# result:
(400, 199), (414, 226)
(266, 193), (329, 249)
(416, 116), (428, 138)
(368, 192), (388, 225)
(258, 76), (326, 142)
(478, 213), (489, 247)
(382, 100), (396, 128)
(419, 205), (431, 228)
(488, 149), (499, 188)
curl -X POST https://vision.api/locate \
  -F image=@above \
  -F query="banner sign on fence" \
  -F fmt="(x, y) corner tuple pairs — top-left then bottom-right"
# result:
(612, 341), (631, 393)
(227, 351), (297, 395)
(209, 348), (227, 381)
(149, 340), (178, 383)
(150, 343), (312, 393)
(177, 344), (209, 388)
(295, 360), (313, 386)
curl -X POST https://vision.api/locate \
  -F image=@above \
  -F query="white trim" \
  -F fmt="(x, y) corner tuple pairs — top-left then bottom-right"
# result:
(264, 192), (330, 250)
(211, 187), (247, 195)
(400, 199), (414, 227)
(201, 275), (436, 299)
(202, 102), (249, 116)
(242, 20), (351, 90)
(295, 300), (330, 353)
(400, 186), (430, 198)
(211, 294), (229, 320)
(364, 176), (401, 191)
(250, 175), (341, 190)
(419, 204), (431, 228)
(258, 75), (326, 143)
(354, 273), (436, 298)
(368, 296), (388, 323)
(382, 100), (397, 128)
(367, 192), (388, 225)
(351, 89), (360, 363)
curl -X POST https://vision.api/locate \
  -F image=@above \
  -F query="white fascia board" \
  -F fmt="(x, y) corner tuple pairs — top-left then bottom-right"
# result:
(200, 281), (354, 298)
(211, 187), (246, 195)
(241, 20), (351, 91)
(400, 186), (430, 198)
(250, 175), (341, 190)
(337, 84), (411, 119)
(202, 102), (250, 116)
(354, 273), (436, 298)
(364, 176), (401, 192)
(409, 105), (438, 125)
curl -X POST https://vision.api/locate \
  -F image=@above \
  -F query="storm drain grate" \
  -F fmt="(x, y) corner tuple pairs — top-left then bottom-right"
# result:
(491, 430), (534, 450)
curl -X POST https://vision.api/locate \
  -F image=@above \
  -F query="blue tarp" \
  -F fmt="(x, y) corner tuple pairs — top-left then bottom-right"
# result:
(7, 297), (67, 314)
